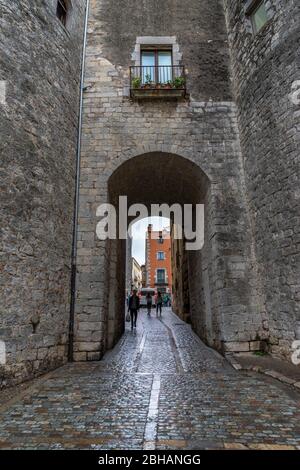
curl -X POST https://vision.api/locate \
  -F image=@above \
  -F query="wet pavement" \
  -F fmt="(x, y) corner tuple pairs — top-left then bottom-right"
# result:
(0, 308), (299, 450)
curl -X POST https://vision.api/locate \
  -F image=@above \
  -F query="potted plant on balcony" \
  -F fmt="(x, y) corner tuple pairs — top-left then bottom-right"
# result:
(132, 76), (142, 89)
(172, 76), (186, 89)
(144, 74), (153, 89)
(162, 80), (173, 89)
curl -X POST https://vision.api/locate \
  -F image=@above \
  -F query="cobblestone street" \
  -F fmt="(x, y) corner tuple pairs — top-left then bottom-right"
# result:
(0, 309), (299, 450)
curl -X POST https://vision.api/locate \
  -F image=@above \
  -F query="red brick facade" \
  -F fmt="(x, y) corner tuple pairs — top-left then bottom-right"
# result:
(145, 225), (172, 294)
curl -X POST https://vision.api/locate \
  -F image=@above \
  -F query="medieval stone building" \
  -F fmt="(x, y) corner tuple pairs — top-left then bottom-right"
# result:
(0, 0), (299, 387)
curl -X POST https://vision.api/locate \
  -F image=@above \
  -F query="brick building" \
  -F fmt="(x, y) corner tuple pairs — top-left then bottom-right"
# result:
(141, 265), (147, 288)
(145, 225), (172, 294)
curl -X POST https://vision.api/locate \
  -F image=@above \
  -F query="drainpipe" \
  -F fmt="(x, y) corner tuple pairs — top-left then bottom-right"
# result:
(68, 0), (90, 361)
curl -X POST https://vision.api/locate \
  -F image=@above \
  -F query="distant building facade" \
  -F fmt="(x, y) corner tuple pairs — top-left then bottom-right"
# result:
(145, 225), (172, 294)
(132, 257), (142, 290)
(141, 265), (147, 288)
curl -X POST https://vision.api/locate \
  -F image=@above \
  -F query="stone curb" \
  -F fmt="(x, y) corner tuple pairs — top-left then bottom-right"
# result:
(225, 354), (300, 391)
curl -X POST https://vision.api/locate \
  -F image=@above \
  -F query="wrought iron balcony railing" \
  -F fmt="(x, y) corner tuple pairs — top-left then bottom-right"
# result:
(155, 279), (168, 285)
(130, 65), (186, 99)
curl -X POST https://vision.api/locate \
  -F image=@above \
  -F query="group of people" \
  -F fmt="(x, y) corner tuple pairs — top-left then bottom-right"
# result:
(146, 291), (163, 316)
(127, 290), (170, 331)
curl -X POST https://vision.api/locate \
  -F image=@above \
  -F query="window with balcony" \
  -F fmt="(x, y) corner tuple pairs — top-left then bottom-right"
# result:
(157, 251), (165, 260)
(141, 49), (172, 83)
(130, 46), (186, 99)
(156, 269), (166, 284)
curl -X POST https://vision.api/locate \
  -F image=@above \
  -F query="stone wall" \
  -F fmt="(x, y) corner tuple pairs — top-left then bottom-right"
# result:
(171, 229), (190, 323)
(224, 0), (300, 359)
(3, 0), (297, 388)
(0, 0), (86, 387)
(74, 0), (265, 360)
(125, 236), (132, 295)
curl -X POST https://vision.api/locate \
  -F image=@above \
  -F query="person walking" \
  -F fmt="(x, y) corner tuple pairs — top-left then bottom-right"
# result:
(146, 292), (152, 316)
(128, 289), (140, 330)
(156, 291), (163, 317)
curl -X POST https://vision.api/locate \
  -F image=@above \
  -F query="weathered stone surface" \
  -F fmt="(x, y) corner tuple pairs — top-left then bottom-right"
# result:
(0, 310), (299, 450)
(223, 342), (250, 353)
(0, 0), (86, 387)
(249, 340), (264, 351)
(223, 0), (300, 360)
(1, 0), (299, 387)
(74, 0), (264, 359)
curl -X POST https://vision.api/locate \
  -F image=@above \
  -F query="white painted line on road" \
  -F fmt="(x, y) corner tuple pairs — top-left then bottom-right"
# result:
(143, 373), (161, 450)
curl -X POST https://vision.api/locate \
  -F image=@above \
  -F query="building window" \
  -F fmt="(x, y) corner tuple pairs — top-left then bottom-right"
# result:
(157, 237), (164, 245)
(248, 1), (268, 33)
(130, 38), (186, 99)
(57, 0), (68, 26)
(157, 251), (165, 260)
(157, 269), (166, 283)
(141, 48), (172, 84)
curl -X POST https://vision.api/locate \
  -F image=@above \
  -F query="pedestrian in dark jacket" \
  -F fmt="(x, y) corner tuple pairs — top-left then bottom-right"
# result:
(146, 292), (152, 316)
(156, 291), (163, 317)
(128, 289), (140, 330)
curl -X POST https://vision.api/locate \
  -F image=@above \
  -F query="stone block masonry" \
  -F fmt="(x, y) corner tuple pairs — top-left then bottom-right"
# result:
(224, 0), (300, 360)
(0, 0), (86, 387)
(73, 0), (265, 359)
(1, 0), (299, 388)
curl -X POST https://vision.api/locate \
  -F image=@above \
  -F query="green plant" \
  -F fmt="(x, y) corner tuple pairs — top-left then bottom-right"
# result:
(145, 73), (152, 85)
(172, 76), (186, 88)
(253, 351), (267, 357)
(132, 76), (141, 88)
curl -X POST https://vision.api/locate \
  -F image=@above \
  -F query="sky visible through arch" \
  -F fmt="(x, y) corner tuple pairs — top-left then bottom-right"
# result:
(131, 217), (170, 266)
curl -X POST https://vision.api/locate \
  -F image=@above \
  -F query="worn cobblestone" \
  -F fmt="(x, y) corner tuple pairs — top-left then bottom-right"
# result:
(0, 309), (299, 450)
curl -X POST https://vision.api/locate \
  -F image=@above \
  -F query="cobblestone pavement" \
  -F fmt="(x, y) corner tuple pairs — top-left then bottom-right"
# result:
(0, 309), (299, 450)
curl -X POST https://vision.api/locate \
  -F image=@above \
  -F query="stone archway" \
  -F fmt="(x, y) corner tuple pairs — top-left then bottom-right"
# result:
(106, 152), (210, 351)
(73, 151), (264, 362)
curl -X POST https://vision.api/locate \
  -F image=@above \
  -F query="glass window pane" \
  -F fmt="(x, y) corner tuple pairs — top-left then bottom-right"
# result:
(253, 3), (268, 32)
(141, 51), (155, 83)
(157, 269), (165, 282)
(158, 51), (172, 66)
(158, 51), (172, 83)
(141, 51), (155, 67)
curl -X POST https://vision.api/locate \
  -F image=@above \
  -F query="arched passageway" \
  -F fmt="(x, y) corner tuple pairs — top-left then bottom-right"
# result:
(106, 152), (210, 350)
(73, 152), (263, 361)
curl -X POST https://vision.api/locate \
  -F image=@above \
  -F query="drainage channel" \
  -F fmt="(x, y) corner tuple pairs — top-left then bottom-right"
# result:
(160, 317), (185, 374)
